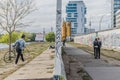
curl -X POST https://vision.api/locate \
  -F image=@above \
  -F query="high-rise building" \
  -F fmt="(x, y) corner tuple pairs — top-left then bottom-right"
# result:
(66, 1), (86, 36)
(114, 0), (120, 13)
(115, 9), (120, 27)
(113, 0), (120, 27)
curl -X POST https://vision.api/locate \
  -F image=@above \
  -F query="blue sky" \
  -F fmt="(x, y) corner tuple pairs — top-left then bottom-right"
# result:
(0, 0), (112, 33)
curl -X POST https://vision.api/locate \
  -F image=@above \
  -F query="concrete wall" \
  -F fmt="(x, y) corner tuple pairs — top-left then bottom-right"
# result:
(74, 28), (120, 50)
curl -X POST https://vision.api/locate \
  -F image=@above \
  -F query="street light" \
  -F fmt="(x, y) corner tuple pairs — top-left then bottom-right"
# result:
(99, 14), (110, 31)
(111, 0), (114, 28)
(99, 15), (105, 31)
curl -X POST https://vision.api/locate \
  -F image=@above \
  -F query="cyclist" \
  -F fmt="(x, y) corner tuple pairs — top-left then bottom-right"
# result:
(13, 34), (26, 65)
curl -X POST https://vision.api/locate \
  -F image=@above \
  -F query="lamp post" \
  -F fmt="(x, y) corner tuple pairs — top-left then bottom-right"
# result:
(111, 0), (114, 28)
(99, 13), (110, 31)
(99, 15), (105, 31)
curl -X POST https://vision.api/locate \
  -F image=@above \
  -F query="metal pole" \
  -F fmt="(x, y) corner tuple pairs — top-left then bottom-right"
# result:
(89, 20), (91, 33)
(54, 0), (62, 79)
(54, 0), (67, 79)
(99, 15), (104, 31)
(111, 0), (114, 28)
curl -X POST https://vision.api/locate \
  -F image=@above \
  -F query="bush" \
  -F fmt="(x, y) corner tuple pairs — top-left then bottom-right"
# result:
(0, 32), (21, 44)
(45, 32), (55, 42)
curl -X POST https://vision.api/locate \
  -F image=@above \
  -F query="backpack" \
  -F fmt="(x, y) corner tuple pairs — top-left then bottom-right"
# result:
(15, 41), (21, 50)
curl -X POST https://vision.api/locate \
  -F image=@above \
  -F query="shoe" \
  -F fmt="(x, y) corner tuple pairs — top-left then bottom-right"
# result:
(23, 61), (27, 64)
(14, 64), (17, 67)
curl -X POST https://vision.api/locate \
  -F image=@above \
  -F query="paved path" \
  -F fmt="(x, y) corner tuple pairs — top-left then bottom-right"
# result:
(64, 44), (120, 80)
(4, 49), (54, 80)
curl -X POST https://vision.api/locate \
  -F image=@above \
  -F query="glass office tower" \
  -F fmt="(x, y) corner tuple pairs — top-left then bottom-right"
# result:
(66, 1), (86, 36)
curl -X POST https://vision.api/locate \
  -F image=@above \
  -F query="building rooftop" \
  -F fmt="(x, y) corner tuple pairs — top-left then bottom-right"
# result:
(69, 0), (83, 3)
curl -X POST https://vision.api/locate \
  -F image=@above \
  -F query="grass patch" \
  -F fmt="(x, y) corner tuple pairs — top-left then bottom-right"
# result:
(77, 68), (92, 80)
(47, 64), (54, 69)
(47, 70), (53, 73)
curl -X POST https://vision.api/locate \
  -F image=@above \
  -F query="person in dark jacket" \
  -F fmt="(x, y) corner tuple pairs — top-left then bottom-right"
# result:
(97, 37), (102, 59)
(63, 39), (66, 46)
(13, 34), (26, 65)
(93, 38), (99, 59)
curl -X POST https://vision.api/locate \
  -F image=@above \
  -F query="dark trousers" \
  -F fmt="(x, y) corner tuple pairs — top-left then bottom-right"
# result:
(15, 49), (24, 64)
(94, 48), (99, 59)
(63, 42), (65, 46)
(98, 48), (101, 59)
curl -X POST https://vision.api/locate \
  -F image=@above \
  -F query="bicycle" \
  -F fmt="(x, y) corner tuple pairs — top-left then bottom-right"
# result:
(4, 46), (30, 63)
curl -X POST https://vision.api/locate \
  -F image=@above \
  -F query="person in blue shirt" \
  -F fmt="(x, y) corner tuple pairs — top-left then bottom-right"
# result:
(14, 34), (26, 65)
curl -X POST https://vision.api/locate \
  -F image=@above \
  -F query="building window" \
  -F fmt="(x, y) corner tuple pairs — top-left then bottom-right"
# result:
(74, 23), (78, 27)
(71, 28), (77, 34)
(68, 4), (72, 6)
(68, 4), (77, 6)
(74, 13), (78, 17)
(66, 18), (77, 22)
(67, 13), (71, 17)
(66, 10), (77, 12)
(84, 18), (86, 24)
(73, 4), (77, 6)
(81, 7), (83, 12)
(84, 8), (87, 14)
(66, 7), (77, 10)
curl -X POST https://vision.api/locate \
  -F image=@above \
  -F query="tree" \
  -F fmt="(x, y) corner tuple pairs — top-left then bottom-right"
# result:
(0, 0), (35, 53)
(29, 33), (36, 41)
(0, 32), (21, 43)
(45, 32), (55, 42)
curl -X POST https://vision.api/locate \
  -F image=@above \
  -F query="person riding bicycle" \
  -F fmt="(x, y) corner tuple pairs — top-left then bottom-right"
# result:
(13, 34), (26, 65)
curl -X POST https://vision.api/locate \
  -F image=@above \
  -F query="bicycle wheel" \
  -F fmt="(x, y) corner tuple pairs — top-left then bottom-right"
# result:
(4, 51), (16, 63)
(23, 48), (30, 58)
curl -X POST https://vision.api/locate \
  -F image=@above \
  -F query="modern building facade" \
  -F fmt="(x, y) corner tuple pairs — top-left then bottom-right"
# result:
(112, 0), (120, 27)
(115, 10), (120, 27)
(66, 1), (86, 36)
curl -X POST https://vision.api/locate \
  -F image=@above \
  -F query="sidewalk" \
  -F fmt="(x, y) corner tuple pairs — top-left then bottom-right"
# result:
(64, 44), (120, 80)
(4, 49), (55, 80)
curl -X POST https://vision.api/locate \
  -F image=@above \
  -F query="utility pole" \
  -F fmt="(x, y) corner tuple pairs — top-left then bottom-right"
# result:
(111, 0), (114, 28)
(54, 0), (67, 79)
(99, 15), (105, 31)
(89, 20), (91, 33)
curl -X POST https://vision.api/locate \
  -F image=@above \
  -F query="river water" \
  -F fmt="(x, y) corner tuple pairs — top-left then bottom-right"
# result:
(0, 43), (8, 49)
(0, 42), (30, 50)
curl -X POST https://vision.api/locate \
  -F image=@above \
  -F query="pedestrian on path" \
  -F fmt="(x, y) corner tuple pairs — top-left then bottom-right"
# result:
(13, 34), (26, 65)
(63, 39), (66, 46)
(93, 38), (99, 59)
(97, 37), (102, 59)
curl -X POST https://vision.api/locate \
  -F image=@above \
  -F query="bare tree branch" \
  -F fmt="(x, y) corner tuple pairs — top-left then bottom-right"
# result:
(0, 0), (35, 33)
